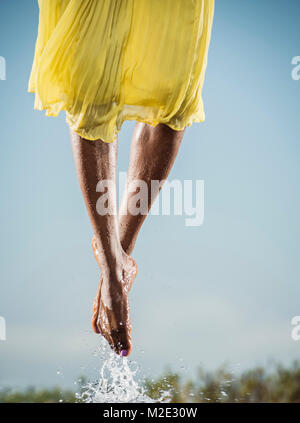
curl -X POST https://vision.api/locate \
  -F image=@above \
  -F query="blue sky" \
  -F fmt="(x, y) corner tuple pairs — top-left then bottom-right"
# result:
(0, 0), (300, 389)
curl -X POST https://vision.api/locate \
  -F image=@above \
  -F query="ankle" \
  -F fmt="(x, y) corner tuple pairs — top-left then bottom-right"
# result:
(120, 237), (135, 256)
(100, 260), (122, 280)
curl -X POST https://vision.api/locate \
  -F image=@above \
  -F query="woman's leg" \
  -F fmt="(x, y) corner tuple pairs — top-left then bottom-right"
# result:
(70, 130), (135, 356)
(119, 123), (185, 255)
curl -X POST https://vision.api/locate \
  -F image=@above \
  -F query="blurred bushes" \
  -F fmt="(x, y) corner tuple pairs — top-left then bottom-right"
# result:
(145, 361), (300, 402)
(0, 386), (76, 403)
(1, 361), (300, 403)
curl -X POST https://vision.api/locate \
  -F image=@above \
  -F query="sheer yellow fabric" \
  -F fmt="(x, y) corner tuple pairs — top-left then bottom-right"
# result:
(28, 0), (214, 142)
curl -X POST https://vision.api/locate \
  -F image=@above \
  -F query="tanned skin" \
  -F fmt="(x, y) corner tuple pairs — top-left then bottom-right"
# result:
(70, 122), (185, 356)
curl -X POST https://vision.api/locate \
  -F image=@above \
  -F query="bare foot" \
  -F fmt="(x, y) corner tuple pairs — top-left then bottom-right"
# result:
(91, 236), (138, 356)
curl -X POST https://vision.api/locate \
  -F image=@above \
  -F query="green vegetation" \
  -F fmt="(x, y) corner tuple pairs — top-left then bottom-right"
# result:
(145, 361), (300, 402)
(0, 386), (76, 403)
(1, 361), (300, 403)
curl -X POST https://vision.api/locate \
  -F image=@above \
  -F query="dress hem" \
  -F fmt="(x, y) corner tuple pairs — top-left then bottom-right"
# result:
(28, 88), (205, 142)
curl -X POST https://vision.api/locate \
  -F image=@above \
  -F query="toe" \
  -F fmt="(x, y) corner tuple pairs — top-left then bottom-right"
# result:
(91, 278), (102, 334)
(91, 314), (100, 334)
(111, 327), (132, 356)
(91, 297), (100, 333)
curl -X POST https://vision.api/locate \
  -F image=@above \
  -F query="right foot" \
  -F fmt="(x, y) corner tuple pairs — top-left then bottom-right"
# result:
(91, 237), (138, 356)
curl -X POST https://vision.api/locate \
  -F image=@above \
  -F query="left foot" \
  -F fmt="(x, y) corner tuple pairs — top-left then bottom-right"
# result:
(91, 237), (138, 356)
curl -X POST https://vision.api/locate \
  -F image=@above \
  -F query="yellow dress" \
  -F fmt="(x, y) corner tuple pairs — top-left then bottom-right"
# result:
(28, 0), (214, 142)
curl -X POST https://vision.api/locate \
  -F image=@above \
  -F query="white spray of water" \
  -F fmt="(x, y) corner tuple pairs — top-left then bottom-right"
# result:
(76, 340), (171, 403)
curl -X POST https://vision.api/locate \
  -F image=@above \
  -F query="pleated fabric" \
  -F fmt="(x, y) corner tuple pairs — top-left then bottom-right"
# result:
(28, 0), (214, 142)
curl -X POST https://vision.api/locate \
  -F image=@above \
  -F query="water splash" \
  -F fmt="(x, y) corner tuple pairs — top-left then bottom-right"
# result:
(76, 340), (170, 403)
